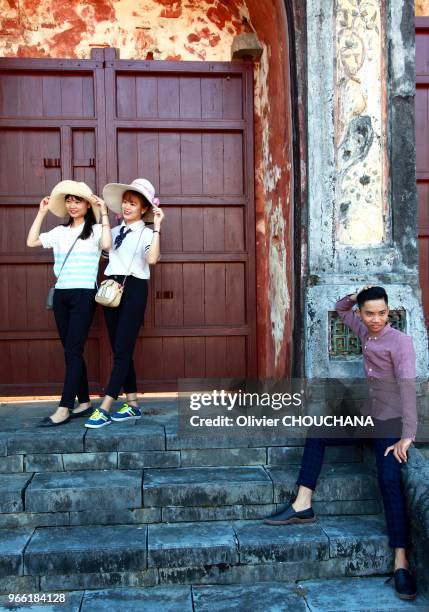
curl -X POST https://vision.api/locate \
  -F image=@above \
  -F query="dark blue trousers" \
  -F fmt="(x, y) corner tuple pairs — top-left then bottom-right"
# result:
(103, 276), (148, 399)
(297, 420), (408, 549)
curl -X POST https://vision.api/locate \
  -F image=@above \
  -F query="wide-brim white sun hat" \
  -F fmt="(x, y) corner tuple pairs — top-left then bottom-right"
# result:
(102, 178), (157, 223)
(48, 180), (100, 222)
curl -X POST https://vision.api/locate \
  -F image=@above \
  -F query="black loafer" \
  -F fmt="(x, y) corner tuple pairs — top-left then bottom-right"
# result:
(263, 503), (315, 525)
(70, 406), (93, 419)
(38, 415), (71, 427)
(393, 568), (417, 600)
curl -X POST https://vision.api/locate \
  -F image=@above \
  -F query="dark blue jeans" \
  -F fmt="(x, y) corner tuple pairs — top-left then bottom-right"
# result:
(297, 419), (408, 548)
(53, 288), (96, 410)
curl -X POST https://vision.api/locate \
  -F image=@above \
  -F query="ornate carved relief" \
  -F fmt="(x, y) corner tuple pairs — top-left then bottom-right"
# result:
(335, 0), (386, 245)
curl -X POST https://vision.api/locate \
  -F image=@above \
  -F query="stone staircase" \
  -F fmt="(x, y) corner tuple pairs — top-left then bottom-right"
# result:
(0, 399), (428, 609)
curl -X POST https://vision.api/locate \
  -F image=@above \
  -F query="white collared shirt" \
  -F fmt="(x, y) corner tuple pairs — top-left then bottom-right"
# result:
(105, 220), (154, 279)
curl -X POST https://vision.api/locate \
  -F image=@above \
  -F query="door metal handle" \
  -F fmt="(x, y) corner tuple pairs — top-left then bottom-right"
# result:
(156, 291), (174, 299)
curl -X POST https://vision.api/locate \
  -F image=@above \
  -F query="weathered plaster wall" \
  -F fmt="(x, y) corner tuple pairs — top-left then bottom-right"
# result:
(246, 0), (294, 377)
(306, 0), (428, 379)
(0, 0), (243, 61)
(0, 0), (296, 379)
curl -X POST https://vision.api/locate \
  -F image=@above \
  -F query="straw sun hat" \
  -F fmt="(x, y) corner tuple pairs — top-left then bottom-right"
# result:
(48, 180), (100, 222)
(102, 178), (158, 223)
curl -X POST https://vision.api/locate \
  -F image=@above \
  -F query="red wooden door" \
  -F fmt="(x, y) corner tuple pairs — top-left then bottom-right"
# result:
(416, 19), (429, 329)
(0, 52), (109, 395)
(104, 50), (257, 390)
(0, 50), (256, 395)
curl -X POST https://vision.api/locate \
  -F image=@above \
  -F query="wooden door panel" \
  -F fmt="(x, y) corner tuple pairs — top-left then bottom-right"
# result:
(204, 263), (226, 325)
(116, 130), (244, 196)
(416, 88), (429, 173)
(158, 77), (181, 119)
(150, 262), (246, 329)
(133, 335), (247, 383)
(1, 338), (100, 389)
(416, 21), (429, 330)
(181, 133), (203, 193)
(0, 71), (95, 118)
(72, 129), (96, 188)
(182, 208), (204, 252)
(226, 337), (247, 376)
(184, 337), (206, 377)
(160, 207), (182, 252)
(156, 263), (184, 328)
(201, 78), (223, 119)
(179, 77), (203, 119)
(0, 56), (107, 395)
(159, 133), (181, 193)
(225, 208), (245, 251)
(141, 204), (246, 254)
(417, 183), (429, 232)
(204, 208), (226, 251)
(0, 129), (62, 196)
(183, 264), (205, 326)
(225, 263), (246, 325)
(115, 73), (243, 121)
(106, 60), (256, 386)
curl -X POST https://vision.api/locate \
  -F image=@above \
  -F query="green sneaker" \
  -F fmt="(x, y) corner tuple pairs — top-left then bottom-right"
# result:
(84, 408), (112, 428)
(111, 403), (141, 422)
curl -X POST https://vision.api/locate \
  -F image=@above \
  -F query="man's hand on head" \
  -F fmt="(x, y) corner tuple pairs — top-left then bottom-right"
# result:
(350, 285), (373, 303)
(384, 438), (413, 463)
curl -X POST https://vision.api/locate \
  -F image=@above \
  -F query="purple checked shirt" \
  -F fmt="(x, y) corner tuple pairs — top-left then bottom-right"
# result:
(336, 295), (417, 440)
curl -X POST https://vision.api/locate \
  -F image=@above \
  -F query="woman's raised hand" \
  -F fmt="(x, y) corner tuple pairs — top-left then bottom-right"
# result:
(92, 195), (108, 216)
(39, 196), (50, 214)
(152, 205), (165, 230)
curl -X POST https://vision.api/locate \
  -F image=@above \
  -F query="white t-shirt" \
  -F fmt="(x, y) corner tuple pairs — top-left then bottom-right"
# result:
(105, 220), (154, 279)
(39, 223), (102, 289)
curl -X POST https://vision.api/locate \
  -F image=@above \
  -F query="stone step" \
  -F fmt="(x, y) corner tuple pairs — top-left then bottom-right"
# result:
(1, 421), (364, 472)
(0, 515), (393, 592)
(0, 463), (380, 529)
(24, 470), (142, 513)
(143, 463), (378, 508)
(0, 444), (364, 473)
(2, 578), (427, 611)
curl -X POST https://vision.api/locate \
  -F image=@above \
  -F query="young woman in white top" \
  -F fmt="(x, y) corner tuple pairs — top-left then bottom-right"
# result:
(85, 178), (164, 428)
(26, 180), (112, 426)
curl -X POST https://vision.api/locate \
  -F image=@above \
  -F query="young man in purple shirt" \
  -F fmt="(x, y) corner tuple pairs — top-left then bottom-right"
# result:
(264, 286), (418, 600)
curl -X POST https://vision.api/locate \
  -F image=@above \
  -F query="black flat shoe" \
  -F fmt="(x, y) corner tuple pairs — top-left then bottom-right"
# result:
(263, 503), (315, 525)
(70, 406), (93, 419)
(38, 415), (71, 428)
(393, 568), (417, 600)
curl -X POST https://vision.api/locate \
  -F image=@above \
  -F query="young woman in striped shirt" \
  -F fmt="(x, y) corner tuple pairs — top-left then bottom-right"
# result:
(26, 180), (112, 426)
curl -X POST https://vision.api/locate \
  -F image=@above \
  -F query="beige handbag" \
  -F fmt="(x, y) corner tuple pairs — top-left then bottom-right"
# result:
(95, 228), (144, 308)
(94, 278), (123, 307)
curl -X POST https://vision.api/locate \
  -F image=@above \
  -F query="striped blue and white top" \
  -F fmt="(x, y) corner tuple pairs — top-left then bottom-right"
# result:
(39, 224), (102, 289)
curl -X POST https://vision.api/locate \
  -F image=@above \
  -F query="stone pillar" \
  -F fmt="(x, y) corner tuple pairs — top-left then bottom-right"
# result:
(305, 0), (428, 378)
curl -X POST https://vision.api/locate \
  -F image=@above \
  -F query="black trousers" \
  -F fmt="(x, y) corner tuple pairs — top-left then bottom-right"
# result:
(53, 288), (96, 410)
(103, 275), (148, 400)
(296, 419), (408, 548)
